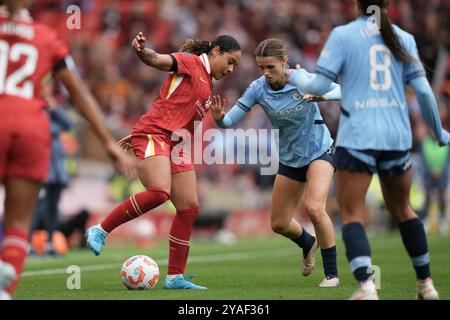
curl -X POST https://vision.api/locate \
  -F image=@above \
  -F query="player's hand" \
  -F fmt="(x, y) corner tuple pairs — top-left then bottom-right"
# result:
(211, 95), (226, 121)
(117, 134), (133, 152)
(303, 94), (326, 102)
(105, 140), (136, 178)
(132, 32), (147, 54)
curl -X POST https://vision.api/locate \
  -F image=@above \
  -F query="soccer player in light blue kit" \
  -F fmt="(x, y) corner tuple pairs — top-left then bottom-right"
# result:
(294, 0), (447, 299)
(211, 39), (341, 287)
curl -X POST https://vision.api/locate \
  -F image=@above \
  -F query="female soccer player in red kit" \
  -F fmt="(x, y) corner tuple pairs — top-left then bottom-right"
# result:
(0, 0), (135, 299)
(86, 32), (241, 289)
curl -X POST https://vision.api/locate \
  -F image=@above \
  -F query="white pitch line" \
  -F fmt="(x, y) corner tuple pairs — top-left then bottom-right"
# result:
(21, 248), (296, 277)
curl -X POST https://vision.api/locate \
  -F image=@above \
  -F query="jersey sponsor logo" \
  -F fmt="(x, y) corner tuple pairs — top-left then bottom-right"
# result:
(354, 98), (406, 110)
(199, 77), (208, 84)
(268, 103), (306, 120)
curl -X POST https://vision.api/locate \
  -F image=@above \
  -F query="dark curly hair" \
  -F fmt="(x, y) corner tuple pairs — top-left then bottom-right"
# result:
(179, 35), (240, 56)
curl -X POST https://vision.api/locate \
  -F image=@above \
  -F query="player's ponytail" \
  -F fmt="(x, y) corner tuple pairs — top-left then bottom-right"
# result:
(179, 39), (211, 55)
(358, 0), (413, 63)
(179, 35), (240, 56)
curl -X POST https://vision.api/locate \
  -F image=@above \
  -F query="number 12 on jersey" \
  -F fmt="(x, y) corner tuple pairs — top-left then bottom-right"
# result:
(0, 40), (38, 99)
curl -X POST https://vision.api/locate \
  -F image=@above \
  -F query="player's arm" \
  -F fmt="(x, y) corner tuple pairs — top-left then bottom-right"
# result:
(132, 32), (173, 72)
(302, 80), (341, 102)
(211, 95), (247, 128)
(403, 33), (449, 145)
(288, 69), (334, 96)
(212, 82), (258, 128)
(306, 73), (335, 96)
(54, 63), (136, 177)
(322, 82), (341, 101)
(287, 69), (339, 100)
(409, 76), (450, 146)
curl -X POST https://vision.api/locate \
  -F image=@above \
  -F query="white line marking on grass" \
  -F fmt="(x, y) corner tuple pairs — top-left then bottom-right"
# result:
(21, 248), (296, 277)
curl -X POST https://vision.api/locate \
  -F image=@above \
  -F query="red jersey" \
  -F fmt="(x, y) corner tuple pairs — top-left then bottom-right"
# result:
(0, 7), (69, 120)
(133, 52), (213, 136)
(0, 7), (69, 181)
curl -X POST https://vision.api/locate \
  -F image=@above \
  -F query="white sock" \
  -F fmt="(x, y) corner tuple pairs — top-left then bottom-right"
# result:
(166, 274), (182, 280)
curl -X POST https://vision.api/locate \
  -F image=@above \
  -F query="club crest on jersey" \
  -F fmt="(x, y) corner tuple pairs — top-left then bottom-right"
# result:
(293, 91), (302, 101)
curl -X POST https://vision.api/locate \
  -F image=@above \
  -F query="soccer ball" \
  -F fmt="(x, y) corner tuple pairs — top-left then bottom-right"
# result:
(121, 255), (159, 290)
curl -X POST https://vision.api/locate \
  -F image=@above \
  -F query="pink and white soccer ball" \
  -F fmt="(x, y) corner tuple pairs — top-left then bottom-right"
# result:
(121, 255), (159, 290)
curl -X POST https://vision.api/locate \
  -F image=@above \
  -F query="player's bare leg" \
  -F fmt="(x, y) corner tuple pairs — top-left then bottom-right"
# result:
(271, 175), (320, 277)
(304, 160), (339, 286)
(136, 155), (172, 194)
(163, 169), (206, 289)
(380, 169), (439, 300)
(2, 177), (41, 298)
(271, 174), (305, 238)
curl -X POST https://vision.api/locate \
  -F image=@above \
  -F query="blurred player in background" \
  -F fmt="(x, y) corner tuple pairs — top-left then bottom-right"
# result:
(212, 38), (341, 287)
(299, 0), (448, 300)
(86, 32), (241, 290)
(29, 77), (73, 256)
(0, 0), (134, 300)
(419, 125), (450, 234)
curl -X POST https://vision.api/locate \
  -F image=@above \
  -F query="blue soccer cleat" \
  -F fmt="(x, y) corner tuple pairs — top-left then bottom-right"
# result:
(86, 225), (108, 256)
(163, 274), (207, 290)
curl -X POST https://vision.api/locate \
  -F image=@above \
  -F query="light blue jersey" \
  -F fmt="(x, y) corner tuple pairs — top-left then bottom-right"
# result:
(220, 69), (336, 168)
(316, 16), (426, 150)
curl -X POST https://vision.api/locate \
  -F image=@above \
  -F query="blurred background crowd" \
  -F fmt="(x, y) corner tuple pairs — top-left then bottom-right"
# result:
(1, 0), (449, 253)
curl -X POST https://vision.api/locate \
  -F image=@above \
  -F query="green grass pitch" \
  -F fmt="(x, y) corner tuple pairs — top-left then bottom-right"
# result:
(14, 233), (450, 300)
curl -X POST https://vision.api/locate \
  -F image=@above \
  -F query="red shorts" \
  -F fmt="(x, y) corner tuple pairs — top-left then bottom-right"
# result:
(0, 110), (51, 182)
(131, 129), (194, 174)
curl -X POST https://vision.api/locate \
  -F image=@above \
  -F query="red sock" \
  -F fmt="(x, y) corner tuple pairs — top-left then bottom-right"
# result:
(1, 228), (29, 294)
(101, 188), (169, 233)
(168, 206), (199, 275)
